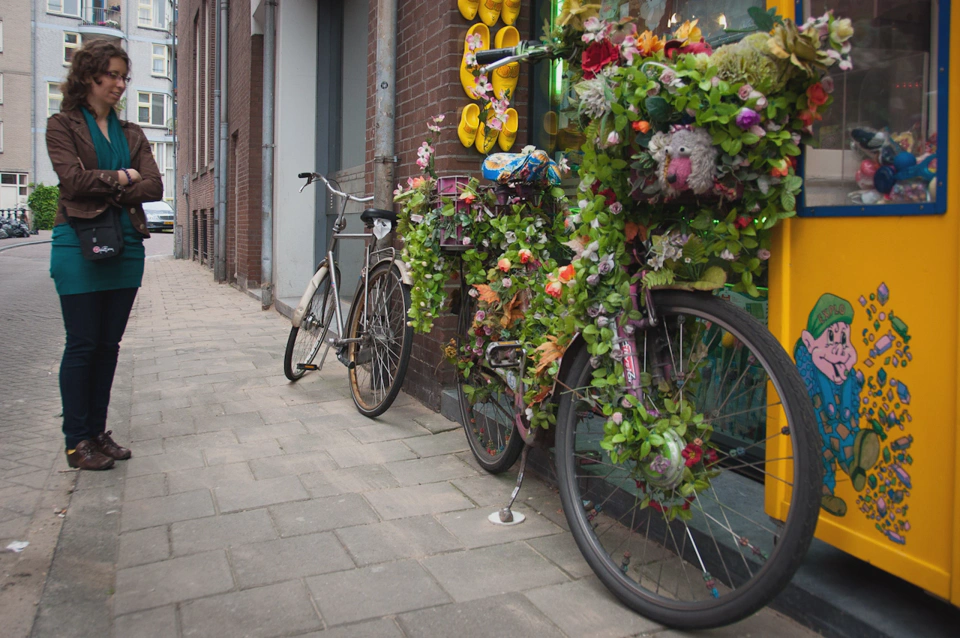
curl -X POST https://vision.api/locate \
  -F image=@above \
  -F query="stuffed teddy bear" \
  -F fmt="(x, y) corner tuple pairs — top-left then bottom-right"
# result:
(649, 125), (717, 197)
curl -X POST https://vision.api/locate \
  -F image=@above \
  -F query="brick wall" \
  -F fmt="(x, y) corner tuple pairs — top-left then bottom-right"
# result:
(373, 2), (533, 410)
(177, 0), (263, 284)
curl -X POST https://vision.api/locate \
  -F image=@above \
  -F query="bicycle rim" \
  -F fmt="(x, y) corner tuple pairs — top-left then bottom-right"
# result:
(455, 283), (524, 473)
(283, 268), (337, 381)
(348, 264), (413, 417)
(555, 290), (820, 629)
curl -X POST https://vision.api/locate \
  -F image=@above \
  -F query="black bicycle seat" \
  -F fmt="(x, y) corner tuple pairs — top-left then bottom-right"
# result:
(360, 208), (398, 226)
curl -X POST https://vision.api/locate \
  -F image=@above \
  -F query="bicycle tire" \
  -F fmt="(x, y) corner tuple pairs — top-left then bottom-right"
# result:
(346, 262), (414, 417)
(455, 281), (525, 473)
(555, 290), (820, 629)
(283, 265), (339, 381)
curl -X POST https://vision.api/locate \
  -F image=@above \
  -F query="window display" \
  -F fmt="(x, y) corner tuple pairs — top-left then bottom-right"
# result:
(801, 0), (944, 211)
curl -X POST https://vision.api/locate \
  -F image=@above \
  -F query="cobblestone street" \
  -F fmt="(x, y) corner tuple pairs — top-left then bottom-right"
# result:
(1, 245), (816, 637)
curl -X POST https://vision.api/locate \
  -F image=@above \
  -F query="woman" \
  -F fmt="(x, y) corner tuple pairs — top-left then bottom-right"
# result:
(46, 40), (162, 470)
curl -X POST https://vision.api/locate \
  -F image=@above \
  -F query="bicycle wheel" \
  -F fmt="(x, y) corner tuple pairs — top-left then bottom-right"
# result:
(555, 290), (820, 629)
(346, 262), (413, 417)
(455, 281), (525, 473)
(283, 265), (339, 381)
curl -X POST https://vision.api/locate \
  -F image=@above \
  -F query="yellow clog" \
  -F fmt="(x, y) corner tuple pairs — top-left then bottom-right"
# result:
(492, 26), (520, 100)
(458, 0), (480, 21)
(478, 0), (503, 27)
(460, 23), (490, 99)
(498, 108), (518, 151)
(458, 104), (480, 148)
(475, 121), (499, 154)
(501, 0), (520, 25)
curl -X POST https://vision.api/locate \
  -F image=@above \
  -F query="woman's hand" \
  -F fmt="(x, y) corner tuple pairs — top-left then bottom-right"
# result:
(117, 169), (143, 186)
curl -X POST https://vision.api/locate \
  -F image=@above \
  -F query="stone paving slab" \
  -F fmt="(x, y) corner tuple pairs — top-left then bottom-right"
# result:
(18, 256), (827, 637)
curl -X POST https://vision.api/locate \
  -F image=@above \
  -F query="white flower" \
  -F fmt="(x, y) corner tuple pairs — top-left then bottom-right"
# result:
(720, 249), (737, 261)
(502, 278), (512, 288)
(606, 131), (620, 146)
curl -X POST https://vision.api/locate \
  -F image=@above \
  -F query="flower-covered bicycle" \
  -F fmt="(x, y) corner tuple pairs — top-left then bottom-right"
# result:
(396, 3), (853, 629)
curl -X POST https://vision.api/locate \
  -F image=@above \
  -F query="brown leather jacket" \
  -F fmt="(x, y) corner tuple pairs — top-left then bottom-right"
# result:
(46, 109), (163, 237)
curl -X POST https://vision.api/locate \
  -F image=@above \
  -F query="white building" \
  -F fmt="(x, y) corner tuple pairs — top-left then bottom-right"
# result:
(32, 0), (176, 204)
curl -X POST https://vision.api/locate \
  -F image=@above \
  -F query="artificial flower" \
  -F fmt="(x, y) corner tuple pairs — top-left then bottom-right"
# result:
(734, 215), (753, 230)
(636, 30), (664, 56)
(632, 120), (651, 133)
(735, 108), (760, 130)
(758, 249), (772, 260)
(806, 82), (829, 107)
(582, 40), (620, 80)
(545, 280), (563, 298)
(682, 443), (703, 467)
(673, 19), (702, 45)
(498, 257), (512, 272)
(559, 264), (576, 282)
(519, 248), (533, 264)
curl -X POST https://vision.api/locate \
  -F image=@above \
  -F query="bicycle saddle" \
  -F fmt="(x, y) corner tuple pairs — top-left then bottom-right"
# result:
(360, 208), (398, 227)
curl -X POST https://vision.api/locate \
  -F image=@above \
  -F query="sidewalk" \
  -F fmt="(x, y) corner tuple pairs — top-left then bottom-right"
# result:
(27, 256), (815, 637)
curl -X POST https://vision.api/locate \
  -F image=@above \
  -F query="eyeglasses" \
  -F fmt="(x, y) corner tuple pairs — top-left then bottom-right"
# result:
(104, 70), (132, 84)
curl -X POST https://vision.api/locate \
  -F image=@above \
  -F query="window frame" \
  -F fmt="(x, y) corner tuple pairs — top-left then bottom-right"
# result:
(152, 44), (170, 77)
(0, 121), (4, 154)
(137, 91), (168, 127)
(64, 32), (82, 66)
(796, 0), (951, 218)
(47, 83), (63, 118)
(47, 0), (81, 18)
(0, 74), (4, 104)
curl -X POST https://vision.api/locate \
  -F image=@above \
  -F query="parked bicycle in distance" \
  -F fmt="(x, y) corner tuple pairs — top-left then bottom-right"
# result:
(283, 172), (414, 418)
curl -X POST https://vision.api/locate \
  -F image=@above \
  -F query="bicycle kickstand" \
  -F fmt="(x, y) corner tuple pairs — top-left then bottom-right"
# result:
(490, 444), (530, 526)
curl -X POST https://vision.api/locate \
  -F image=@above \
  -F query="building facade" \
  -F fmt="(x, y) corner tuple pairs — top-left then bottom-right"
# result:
(31, 0), (175, 204)
(0, 1), (33, 209)
(175, 0), (537, 409)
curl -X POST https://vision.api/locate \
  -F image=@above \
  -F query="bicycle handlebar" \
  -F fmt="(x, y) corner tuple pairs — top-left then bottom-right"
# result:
(298, 172), (374, 203)
(477, 41), (553, 73)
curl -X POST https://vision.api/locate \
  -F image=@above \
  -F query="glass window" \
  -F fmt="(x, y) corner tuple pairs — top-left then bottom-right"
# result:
(531, 1), (765, 169)
(152, 45), (169, 76)
(0, 74), (3, 104)
(47, 83), (63, 117)
(48, 0), (80, 17)
(138, 92), (167, 126)
(801, 0), (944, 212)
(139, 0), (166, 29)
(64, 32), (81, 65)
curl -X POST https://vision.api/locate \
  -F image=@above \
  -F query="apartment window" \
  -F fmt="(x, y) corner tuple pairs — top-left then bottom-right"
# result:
(0, 122), (4, 154)
(138, 92), (167, 127)
(0, 74), (4, 104)
(0, 19), (4, 53)
(139, 0), (168, 30)
(151, 142), (175, 200)
(152, 45), (169, 77)
(64, 33), (82, 65)
(48, 0), (81, 18)
(48, 83), (63, 117)
(2, 173), (28, 196)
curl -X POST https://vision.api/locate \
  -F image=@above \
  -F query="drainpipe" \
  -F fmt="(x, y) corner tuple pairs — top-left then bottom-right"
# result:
(212, 4), (222, 279)
(31, 0), (37, 194)
(215, 0), (229, 282)
(261, 0), (277, 308)
(373, 0), (398, 242)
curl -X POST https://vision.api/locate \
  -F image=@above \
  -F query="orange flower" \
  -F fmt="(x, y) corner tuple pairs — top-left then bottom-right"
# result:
(410, 176), (426, 189)
(632, 120), (651, 133)
(806, 82), (829, 107)
(459, 191), (477, 204)
(770, 160), (789, 178)
(518, 248), (533, 264)
(559, 264), (576, 282)
(545, 281), (563, 299)
(636, 30), (664, 56)
(497, 257), (512, 272)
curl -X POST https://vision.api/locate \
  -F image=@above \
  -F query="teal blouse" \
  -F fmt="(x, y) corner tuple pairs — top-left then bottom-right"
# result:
(50, 108), (145, 296)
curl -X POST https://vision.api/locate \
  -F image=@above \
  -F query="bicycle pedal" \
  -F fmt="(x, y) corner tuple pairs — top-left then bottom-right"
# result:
(297, 364), (319, 371)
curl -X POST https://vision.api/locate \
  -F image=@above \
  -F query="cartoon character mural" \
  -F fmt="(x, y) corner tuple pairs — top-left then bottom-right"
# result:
(795, 285), (914, 544)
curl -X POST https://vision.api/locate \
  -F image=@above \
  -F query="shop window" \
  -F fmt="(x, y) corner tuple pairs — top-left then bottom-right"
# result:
(799, 0), (948, 216)
(531, 1), (765, 173)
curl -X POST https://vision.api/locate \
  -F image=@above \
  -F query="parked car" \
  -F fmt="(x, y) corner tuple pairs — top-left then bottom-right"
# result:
(143, 201), (175, 232)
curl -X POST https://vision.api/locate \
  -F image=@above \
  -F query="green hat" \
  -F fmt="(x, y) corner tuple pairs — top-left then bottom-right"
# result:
(806, 293), (854, 339)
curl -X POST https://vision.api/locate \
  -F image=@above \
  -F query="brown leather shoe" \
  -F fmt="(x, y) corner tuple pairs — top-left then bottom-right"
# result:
(66, 440), (115, 471)
(93, 430), (132, 460)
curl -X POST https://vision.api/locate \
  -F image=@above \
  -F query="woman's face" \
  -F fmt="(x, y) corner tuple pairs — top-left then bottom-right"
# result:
(87, 56), (128, 109)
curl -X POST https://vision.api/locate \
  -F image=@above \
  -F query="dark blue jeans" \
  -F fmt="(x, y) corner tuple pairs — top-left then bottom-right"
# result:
(59, 288), (138, 449)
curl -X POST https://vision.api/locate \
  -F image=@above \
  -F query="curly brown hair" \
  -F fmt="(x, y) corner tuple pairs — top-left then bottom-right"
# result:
(60, 40), (131, 113)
